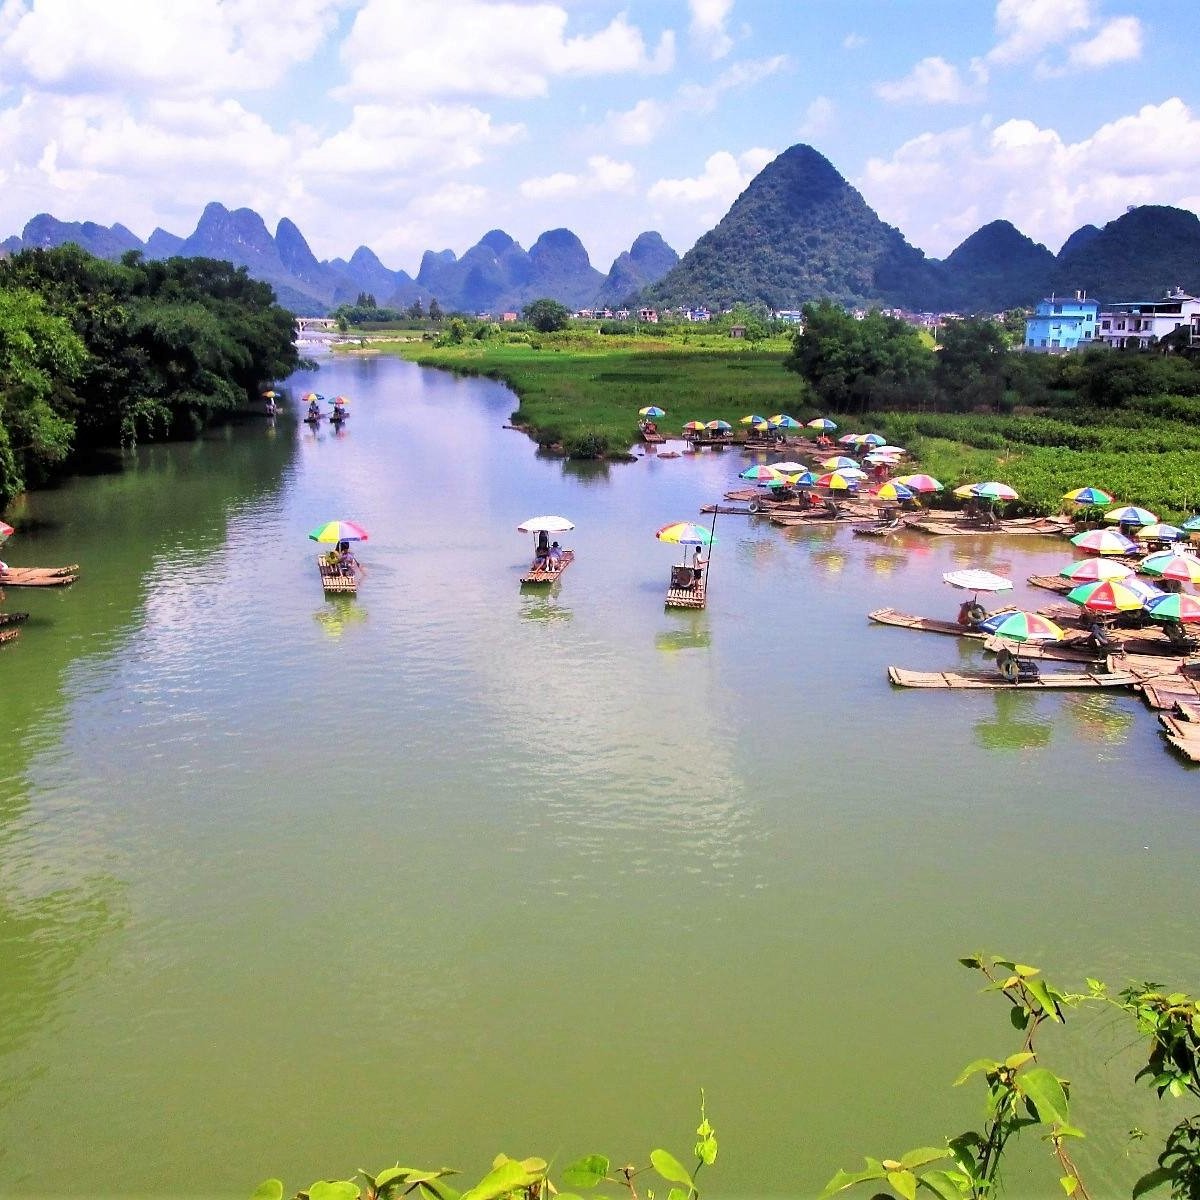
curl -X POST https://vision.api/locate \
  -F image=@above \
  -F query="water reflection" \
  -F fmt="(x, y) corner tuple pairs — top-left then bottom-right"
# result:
(1063, 694), (1135, 745)
(519, 592), (573, 622)
(811, 548), (848, 574)
(655, 617), (711, 652)
(313, 598), (368, 638)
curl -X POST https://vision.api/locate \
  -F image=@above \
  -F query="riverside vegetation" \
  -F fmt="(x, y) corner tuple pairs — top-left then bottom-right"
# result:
(255, 962), (1199, 1200)
(382, 302), (1200, 519)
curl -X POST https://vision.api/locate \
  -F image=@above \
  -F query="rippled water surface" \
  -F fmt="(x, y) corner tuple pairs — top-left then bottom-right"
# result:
(1, 354), (1196, 1198)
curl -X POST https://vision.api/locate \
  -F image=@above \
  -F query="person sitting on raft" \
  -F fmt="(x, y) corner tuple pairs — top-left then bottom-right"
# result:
(547, 541), (563, 567)
(307, 400), (322, 420)
(957, 599), (987, 627)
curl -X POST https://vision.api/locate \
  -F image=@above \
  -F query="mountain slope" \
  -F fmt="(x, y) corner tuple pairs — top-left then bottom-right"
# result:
(940, 220), (1055, 311)
(595, 232), (678, 306)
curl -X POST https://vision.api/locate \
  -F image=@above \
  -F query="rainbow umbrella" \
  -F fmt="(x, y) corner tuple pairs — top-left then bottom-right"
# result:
(1140, 551), (1200, 584)
(1136, 522), (1183, 542)
(972, 481), (1019, 501)
(1104, 505), (1157, 526)
(861, 433), (887, 447)
(821, 456), (860, 470)
(767, 473), (802, 489)
(978, 610), (1065, 643)
(1147, 593), (1200, 624)
(952, 484), (977, 499)
(1063, 486), (1113, 505)
(1059, 558), (1134, 583)
(301, 392), (324, 402)
(683, 420), (708, 432)
(309, 519), (369, 543)
(1121, 576), (1166, 604)
(740, 464), (782, 482)
(261, 390), (279, 399)
(331, 395), (351, 405)
(706, 419), (732, 431)
(639, 406), (666, 417)
(1070, 528), (1136, 555)
(740, 414), (767, 426)
(816, 471), (859, 490)
(807, 418), (837, 431)
(838, 433), (863, 446)
(1066, 579), (1146, 614)
(769, 414), (802, 428)
(656, 522), (716, 546)
(896, 473), (943, 493)
(874, 481), (914, 502)
(790, 470), (818, 487)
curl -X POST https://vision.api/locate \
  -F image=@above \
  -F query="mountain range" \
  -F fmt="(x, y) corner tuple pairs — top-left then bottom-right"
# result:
(4, 143), (1200, 315)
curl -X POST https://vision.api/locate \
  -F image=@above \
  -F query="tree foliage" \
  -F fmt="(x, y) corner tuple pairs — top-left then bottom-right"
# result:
(0, 245), (299, 506)
(784, 301), (934, 411)
(523, 298), (572, 333)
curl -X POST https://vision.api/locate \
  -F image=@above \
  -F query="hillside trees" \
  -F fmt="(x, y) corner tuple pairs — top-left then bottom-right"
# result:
(784, 301), (933, 410)
(523, 298), (571, 332)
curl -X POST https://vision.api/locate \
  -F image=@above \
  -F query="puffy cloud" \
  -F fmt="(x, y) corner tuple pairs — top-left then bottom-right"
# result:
(519, 155), (634, 200)
(842, 33), (866, 51)
(874, 56), (982, 105)
(688, 0), (733, 59)
(0, 0), (342, 94)
(339, 0), (674, 100)
(606, 98), (668, 146)
(859, 98), (1200, 257)
(1066, 15), (1143, 70)
(796, 96), (834, 140)
(987, 0), (1091, 66)
(648, 147), (774, 207)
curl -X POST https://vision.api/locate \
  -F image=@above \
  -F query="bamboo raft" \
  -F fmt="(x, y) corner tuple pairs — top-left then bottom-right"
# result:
(640, 430), (666, 444)
(317, 556), (357, 593)
(1027, 574), (1073, 594)
(520, 549), (574, 584)
(868, 607), (1000, 639)
(665, 566), (706, 609)
(0, 626), (19, 646)
(853, 520), (903, 537)
(981, 635), (1103, 664)
(0, 610), (29, 626)
(1, 564), (79, 587)
(907, 517), (1070, 538)
(1159, 702), (1200, 763)
(888, 665), (1136, 690)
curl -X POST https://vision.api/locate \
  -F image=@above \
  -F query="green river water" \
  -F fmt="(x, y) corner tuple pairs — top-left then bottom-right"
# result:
(0, 352), (1196, 1199)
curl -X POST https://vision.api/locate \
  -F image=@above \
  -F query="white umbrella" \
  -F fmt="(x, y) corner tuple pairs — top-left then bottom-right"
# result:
(517, 515), (575, 533)
(943, 569), (1014, 592)
(770, 461), (808, 473)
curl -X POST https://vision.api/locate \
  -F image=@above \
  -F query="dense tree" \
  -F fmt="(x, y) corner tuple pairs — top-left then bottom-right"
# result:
(523, 298), (571, 333)
(405, 298), (425, 321)
(784, 300), (933, 411)
(936, 317), (1008, 410)
(428, 298), (443, 322)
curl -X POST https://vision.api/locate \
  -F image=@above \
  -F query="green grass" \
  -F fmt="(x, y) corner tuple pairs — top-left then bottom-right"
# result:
(373, 330), (1200, 521)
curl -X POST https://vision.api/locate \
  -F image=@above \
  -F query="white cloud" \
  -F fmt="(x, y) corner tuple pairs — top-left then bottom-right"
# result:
(606, 98), (668, 146)
(797, 96), (834, 140)
(874, 56), (982, 105)
(858, 98), (1200, 257)
(987, 0), (1091, 66)
(688, 0), (734, 59)
(648, 147), (774, 207)
(1067, 15), (1143, 70)
(0, 0), (342, 94)
(842, 33), (866, 51)
(339, 0), (674, 100)
(520, 155), (635, 200)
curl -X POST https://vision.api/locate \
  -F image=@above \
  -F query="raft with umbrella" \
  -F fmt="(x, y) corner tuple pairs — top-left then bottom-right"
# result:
(310, 519), (368, 593)
(887, 664), (1135, 690)
(657, 520), (715, 609)
(517, 515), (575, 584)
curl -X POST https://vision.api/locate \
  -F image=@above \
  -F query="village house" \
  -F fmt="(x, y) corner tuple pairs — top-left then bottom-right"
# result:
(1023, 293), (1100, 351)
(1093, 288), (1200, 349)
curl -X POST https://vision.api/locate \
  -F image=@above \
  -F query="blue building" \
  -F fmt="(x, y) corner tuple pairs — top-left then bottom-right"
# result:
(1024, 294), (1100, 351)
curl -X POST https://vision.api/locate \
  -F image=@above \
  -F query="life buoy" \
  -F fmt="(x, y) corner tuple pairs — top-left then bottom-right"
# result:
(999, 657), (1019, 683)
(748, 499), (762, 514)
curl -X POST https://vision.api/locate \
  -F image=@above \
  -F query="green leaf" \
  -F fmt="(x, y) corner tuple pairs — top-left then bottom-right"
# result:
(1025, 977), (1063, 1022)
(1010, 1006), (1030, 1030)
(1132, 1166), (1175, 1198)
(1017, 1068), (1070, 1125)
(1004, 1052), (1035, 1070)
(917, 1170), (966, 1199)
(561, 1158), (610, 1190)
(649, 1151), (692, 1188)
(253, 1181), (285, 1200)
(953, 1059), (999, 1086)
(1014, 964), (1040, 977)
(899, 1149), (948, 1170)
(375, 1170), (409, 1189)
(666, 1189), (689, 1200)
(1086, 978), (1105, 993)
(310, 1183), (360, 1200)
(1059, 1176), (1078, 1196)
(820, 1165), (885, 1196)
(417, 1182), (461, 1200)
(887, 1169), (918, 1200)
(461, 1159), (542, 1200)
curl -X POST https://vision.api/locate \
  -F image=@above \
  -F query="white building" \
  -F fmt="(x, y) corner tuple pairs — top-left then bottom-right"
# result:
(1095, 288), (1200, 350)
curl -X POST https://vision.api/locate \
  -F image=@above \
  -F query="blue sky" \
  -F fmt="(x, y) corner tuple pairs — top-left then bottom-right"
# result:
(0, 0), (1196, 276)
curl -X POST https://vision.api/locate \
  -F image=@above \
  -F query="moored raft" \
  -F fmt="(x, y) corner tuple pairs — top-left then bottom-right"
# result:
(0, 610), (29, 626)
(887, 665), (1136, 690)
(1027, 574), (1074, 594)
(317, 555), (357, 593)
(0, 626), (20, 646)
(869, 607), (999, 639)
(1159, 702), (1200, 762)
(665, 564), (706, 608)
(520, 549), (574, 584)
(1, 565), (79, 587)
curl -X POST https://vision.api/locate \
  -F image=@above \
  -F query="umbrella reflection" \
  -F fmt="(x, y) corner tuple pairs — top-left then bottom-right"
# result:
(314, 598), (367, 637)
(519, 593), (573, 621)
(656, 613), (711, 652)
(866, 552), (904, 576)
(1062, 695), (1135, 744)
(974, 691), (1053, 750)
(811, 549), (848, 574)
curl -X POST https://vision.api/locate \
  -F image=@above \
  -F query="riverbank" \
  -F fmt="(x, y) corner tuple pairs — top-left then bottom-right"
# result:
(372, 330), (1200, 520)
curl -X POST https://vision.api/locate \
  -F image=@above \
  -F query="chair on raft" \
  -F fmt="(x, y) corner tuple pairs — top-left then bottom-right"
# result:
(995, 646), (1040, 684)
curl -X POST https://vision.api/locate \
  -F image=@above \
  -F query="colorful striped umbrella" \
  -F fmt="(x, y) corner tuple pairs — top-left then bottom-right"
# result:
(683, 420), (708, 431)
(655, 522), (716, 545)
(1140, 551), (1200, 583)
(1182, 515), (1200, 532)
(1104, 505), (1157, 526)
(790, 470), (818, 486)
(816, 471), (860, 490)
(952, 484), (977, 499)
(972, 481), (1019, 501)
(1070, 528), (1136, 554)
(638, 406), (666, 417)
(873, 481), (914, 502)
(0, 520), (12, 541)
(1120, 576), (1166, 604)
(1063, 486), (1114, 505)
(1066, 579), (1146, 613)
(740, 414), (767, 426)
(769, 414), (803, 428)
(861, 433), (887, 446)
(301, 392), (324, 402)
(821, 456), (860, 470)
(1136, 522), (1184, 542)
(896, 473), (943, 493)
(1147, 593), (1200, 623)
(309, 519), (369, 543)
(767, 473), (803, 489)
(807, 418), (837, 431)
(706, 419), (732, 431)
(979, 610), (1065, 643)
(1059, 558), (1134, 583)
(740, 464), (782, 481)
(838, 433), (863, 446)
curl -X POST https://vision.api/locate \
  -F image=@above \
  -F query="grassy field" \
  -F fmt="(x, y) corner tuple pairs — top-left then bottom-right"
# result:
(369, 329), (1200, 521)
